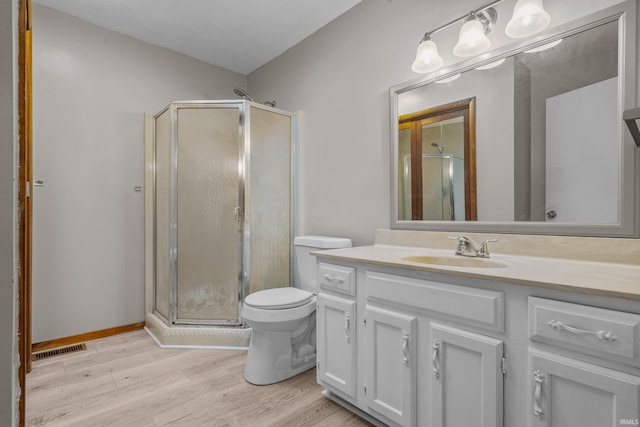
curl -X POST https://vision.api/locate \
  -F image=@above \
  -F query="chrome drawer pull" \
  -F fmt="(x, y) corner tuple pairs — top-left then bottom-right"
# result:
(533, 370), (544, 419)
(401, 330), (410, 366)
(432, 339), (440, 379)
(323, 274), (345, 285)
(344, 314), (351, 342)
(547, 320), (617, 342)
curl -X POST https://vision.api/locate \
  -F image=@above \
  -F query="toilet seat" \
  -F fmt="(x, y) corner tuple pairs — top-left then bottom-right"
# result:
(244, 287), (314, 310)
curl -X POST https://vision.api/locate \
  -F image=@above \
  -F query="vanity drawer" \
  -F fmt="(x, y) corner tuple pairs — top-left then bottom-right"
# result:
(366, 271), (504, 332)
(318, 263), (356, 296)
(529, 297), (640, 366)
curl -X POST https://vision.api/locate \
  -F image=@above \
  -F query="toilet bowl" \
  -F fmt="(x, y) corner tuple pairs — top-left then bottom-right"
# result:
(242, 236), (352, 385)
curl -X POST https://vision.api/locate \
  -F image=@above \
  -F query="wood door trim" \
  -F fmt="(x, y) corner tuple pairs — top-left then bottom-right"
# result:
(31, 322), (146, 353)
(18, 0), (32, 425)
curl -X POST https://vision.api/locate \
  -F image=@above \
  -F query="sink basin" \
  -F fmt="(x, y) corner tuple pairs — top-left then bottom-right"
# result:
(402, 255), (507, 269)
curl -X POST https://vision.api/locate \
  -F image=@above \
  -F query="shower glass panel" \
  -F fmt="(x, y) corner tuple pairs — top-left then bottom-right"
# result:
(422, 156), (447, 220)
(176, 107), (241, 324)
(402, 154), (465, 221)
(152, 101), (293, 328)
(246, 106), (291, 295)
(154, 110), (171, 321)
(397, 127), (411, 220)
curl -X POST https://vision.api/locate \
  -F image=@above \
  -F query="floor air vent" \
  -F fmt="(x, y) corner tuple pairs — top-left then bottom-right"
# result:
(32, 343), (87, 361)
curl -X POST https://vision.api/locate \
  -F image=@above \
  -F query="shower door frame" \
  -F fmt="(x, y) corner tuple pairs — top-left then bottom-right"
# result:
(153, 101), (245, 327)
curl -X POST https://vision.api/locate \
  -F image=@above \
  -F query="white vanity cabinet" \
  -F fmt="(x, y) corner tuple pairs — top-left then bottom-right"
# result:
(316, 293), (357, 400)
(316, 261), (507, 427)
(527, 297), (640, 427)
(528, 349), (640, 427)
(315, 254), (640, 427)
(316, 262), (358, 404)
(430, 323), (504, 427)
(364, 305), (417, 427)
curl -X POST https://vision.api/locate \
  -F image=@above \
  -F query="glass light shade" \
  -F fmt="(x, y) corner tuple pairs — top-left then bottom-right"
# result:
(506, 0), (551, 38)
(435, 74), (461, 84)
(453, 19), (491, 57)
(524, 38), (562, 53)
(411, 39), (444, 73)
(475, 58), (506, 70)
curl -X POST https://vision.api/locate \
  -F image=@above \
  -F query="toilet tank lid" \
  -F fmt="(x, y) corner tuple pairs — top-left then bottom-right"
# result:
(294, 236), (352, 249)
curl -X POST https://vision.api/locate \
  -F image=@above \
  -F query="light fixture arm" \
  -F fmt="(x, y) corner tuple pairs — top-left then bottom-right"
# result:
(475, 8), (498, 34)
(421, 0), (504, 40)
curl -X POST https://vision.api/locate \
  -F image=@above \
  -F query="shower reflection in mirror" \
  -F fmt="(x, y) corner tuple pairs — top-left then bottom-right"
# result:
(398, 98), (478, 221)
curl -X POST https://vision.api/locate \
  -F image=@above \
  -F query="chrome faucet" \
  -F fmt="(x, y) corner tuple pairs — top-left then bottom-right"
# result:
(450, 236), (498, 258)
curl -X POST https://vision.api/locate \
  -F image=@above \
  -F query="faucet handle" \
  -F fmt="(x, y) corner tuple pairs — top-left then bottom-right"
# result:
(449, 236), (473, 256)
(478, 237), (499, 258)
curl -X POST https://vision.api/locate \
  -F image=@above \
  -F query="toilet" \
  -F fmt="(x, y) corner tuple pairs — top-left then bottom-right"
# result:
(242, 236), (352, 385)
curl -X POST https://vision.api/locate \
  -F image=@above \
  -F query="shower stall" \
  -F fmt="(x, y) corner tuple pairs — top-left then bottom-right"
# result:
(144, 100), (295, 348)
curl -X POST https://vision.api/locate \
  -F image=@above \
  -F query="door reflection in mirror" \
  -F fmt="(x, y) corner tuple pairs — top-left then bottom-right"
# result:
(398, 98), (477, 221)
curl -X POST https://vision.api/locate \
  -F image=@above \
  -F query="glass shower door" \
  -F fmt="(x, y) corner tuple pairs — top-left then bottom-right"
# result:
(154, 104), (243, 326)
(175, 106), (242, 325)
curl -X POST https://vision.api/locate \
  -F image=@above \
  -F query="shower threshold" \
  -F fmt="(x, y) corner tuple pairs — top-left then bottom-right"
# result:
(144, 313), (251, 350)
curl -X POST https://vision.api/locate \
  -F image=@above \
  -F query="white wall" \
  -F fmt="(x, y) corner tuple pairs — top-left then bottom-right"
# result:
(0, 0), (18, 423)
(248, 0), (626, 246)
(31, 5), (247, 342)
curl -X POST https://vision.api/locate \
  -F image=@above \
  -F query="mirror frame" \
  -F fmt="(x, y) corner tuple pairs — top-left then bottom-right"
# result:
(390, 1), (638, 237)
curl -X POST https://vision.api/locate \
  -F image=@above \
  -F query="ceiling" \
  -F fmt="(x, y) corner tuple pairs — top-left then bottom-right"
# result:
(32, 0), (362, 75)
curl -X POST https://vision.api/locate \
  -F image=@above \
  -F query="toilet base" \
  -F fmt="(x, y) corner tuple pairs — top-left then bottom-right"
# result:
(244, 314), (316, 385)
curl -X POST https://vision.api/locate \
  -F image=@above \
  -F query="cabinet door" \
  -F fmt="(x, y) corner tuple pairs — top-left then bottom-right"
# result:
(431, 323), (504, 427)
(316, 293), (357, 399)
(529, 349), (640, 427)
(365, 305), (417, 427)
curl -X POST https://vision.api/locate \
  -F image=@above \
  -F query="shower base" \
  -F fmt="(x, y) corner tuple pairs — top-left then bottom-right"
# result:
(144, 313), (251, 350)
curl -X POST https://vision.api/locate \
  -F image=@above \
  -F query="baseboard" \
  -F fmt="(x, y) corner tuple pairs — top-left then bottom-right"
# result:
(32, 322), (145, 352)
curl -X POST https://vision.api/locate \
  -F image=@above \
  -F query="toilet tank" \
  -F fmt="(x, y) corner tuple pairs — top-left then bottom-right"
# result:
(294, 236), (352, 293)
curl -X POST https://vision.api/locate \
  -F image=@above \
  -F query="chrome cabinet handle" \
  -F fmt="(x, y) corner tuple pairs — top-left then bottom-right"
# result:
(402, 330), (410, 366)
(547, 319), (617, 342)
(533, 370), (544, 419)
(432, 339), (440, 379)
(344, 314), (351, 342)
(323, 274), (345, 284)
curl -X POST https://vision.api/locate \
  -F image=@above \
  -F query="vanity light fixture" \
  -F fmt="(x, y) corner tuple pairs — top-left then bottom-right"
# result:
(411, 0), (552, 73)
(412, 34), (444, 73)
(505, 0), (551, 38)
(453, 9), (496, 57)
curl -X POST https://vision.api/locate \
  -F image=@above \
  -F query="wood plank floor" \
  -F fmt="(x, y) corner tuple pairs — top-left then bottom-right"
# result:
(26, 330), (373, 427)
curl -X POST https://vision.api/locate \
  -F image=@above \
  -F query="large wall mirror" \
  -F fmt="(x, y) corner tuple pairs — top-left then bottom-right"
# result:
(390, 1), (638, 237)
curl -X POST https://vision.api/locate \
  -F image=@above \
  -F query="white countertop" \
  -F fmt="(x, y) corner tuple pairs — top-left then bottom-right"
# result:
(315, 244), (640, 301)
